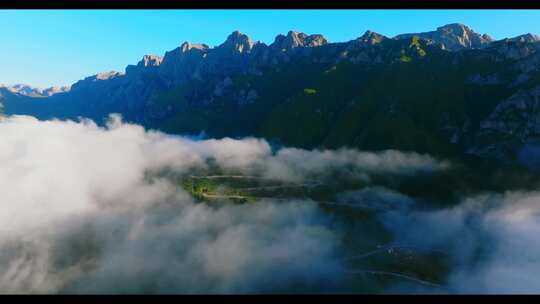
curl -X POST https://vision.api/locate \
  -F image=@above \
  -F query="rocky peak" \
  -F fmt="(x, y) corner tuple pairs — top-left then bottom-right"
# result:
(180, 41), (209, 53)
(137, 54), (163, 67)
(125, 55), (162, 76)
(304, 34), (328, 47)
(435, 23), (494, 48)
(0, 83), (71, 97)
(436, 23), (470, 36)
(101, 71), (123, 79)
(482, 33), (494, 41)
(68, 71), (119, 91)
(271, 31), (328, 51)
(358, 30), (386, 45)
(270, 33), (292, 51)
(487, 33), (540, 62)
(508, 33), (540, 43)
(395, 23), (493, 51)
(218, 30), (254, 53)
(285, 31), (308, 47)
(41, 86), (71, 96)
(161, 42), (208, 65)
(2, 84), (42, 96)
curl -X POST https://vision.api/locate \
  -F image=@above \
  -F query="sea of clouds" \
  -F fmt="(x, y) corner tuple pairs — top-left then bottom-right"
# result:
(0, 114), (538, 294)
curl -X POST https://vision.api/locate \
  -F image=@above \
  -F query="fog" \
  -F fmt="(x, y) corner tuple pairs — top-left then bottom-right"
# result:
(384, 190), (540, 293)
(0, 114), (538, 293)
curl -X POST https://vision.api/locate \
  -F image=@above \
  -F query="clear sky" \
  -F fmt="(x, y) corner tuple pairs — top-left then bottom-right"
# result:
(1, 9), (540, 88)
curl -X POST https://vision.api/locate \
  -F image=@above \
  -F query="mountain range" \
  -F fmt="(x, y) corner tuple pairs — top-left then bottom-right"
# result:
(2, 23), (540, 166)
(0, 83), (70, 97)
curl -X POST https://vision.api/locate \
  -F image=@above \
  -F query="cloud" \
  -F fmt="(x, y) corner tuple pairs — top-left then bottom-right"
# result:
(271, 148), (449, 179)
(239, 147), (449, 183)
(382, 190), (540, 293)
(0, 115), (350, 293)
(7, 113), (540, 294)
(0, 114), (453, 294)
(333, 187), (416, 214)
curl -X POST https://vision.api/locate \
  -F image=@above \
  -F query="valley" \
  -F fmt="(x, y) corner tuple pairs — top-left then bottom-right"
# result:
(176, 172), (451, 292)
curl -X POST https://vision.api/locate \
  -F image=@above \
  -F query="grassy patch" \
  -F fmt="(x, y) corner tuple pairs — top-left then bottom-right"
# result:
(304, 88), (318, 95)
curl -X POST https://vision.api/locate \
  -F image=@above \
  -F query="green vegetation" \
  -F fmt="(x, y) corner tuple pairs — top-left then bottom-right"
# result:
(399, 54), (412, 62)
(174, 169), (457, 290)
(181, 177), (217, 200)
(154, 85), (186, 106)
(147, 37), (518, 161)
(181, 176), (261, 203)
(303, 88), (318, 95)
(409, 36), (427, 57)
(410, 36), (421, 48)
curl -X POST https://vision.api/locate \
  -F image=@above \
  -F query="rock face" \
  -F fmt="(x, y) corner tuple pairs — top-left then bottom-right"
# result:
(3, 84), (43, 96)
(218, 31), (255, 54)
(37, 30), (332, 113)
(357, 30), (386, 45)
(469, 86), (540, 160)
(126, 55), (163, 74)
(395, 23), (494, 51)
(271, 31), (328, 51)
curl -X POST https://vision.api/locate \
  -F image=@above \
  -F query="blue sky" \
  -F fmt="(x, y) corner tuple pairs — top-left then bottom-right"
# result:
(1, 9), (540, 88)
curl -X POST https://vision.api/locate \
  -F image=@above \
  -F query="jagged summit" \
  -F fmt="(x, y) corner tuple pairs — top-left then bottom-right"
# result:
(218, 30), (255, 53)
(395, 23), (494, 51)
(0, 83), (70, 97)
(41, 86), (71, 96)
(138, 55), (163, 67)
(75, 71), (124, 86)
(270, 31), (327, 51)
(180, 41), (209, 53)
(125, 55), (164, 75)
(160, 42), (208, 65)
(6, 24), (540, 166)
(436, 23), (471, 34)
(1, 83), (41, 96)
(437, 23), (494, 42)
(96, 71), (124, 80)
(508, 33), (540, 43)
(303, 33), (328, 47)
(12, 25), (540, 104)
(358, 30), (386, 45)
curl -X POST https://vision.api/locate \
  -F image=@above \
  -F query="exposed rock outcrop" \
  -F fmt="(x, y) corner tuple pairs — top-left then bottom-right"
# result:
(395, 23), (494, 51)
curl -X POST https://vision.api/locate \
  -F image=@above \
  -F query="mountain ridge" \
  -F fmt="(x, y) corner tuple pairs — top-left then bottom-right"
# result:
(3, 23), (540, 166)
(6, 23), (532, 90)
(59, 23), (540, 95)
(0, 83), (71, 97)
(394, 23), (494, 50)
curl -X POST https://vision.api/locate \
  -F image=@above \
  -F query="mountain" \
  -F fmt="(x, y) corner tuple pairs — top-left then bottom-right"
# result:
(0, 83), (70, 97)
(507, 33), (540, 43)
(2, 23), (540, 166)
(394, 23), (494, 50)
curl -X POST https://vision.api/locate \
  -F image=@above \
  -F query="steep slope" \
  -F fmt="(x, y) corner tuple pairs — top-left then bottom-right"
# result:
(145, 31), (540, 161)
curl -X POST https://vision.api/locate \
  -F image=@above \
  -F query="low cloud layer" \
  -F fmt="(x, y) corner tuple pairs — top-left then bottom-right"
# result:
(383, 190), (540, 293)
(2, 114), (537, 294)
(0, 115), (450, 294)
